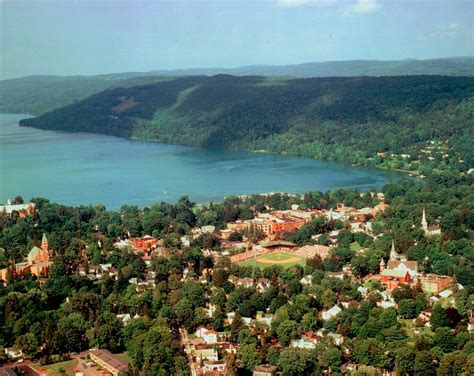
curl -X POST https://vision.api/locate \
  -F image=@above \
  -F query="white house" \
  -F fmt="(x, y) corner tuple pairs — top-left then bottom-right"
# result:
(327, 332), (344, 346)
(291, 337), (317, 349)
(322, 305), (342, 321)
(195, 327), (218, 344)
(300, 275), (313, 286)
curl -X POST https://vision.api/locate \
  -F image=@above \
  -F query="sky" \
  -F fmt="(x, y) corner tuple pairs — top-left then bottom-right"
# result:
(1, 0), (473, 79)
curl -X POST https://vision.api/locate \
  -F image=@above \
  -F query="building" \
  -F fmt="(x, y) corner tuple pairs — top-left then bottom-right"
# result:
(0, 201), (35, 218)
(379, 260), (412, 290)
(421, 208), (441, 236)
(290, 332), (320, 349)
(420, 274), (453, 294)
(1, 234), (52, 282)
(195, 327), (219, 344)
(227, 210), (314, 239)
(386, 259), (418, 279)
(201, 360), (226, 374)
(253, 365), (278, 376)
(322, 305), (342, 321)
(89, 349), (129, 376)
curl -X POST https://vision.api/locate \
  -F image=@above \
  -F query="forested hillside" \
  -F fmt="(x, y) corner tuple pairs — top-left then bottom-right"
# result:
(0, 75), (168, 115)
(20, 75), (474, 175)
(1, 57), (473, 116)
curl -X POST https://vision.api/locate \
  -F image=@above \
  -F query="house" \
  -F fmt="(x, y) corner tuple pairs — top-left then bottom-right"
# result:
(468, 318), (474, 334)
(327, 332), (344, 346)
(194, 348), (219, 362)
(195, 327), (218, 344)
(253, 364), (278, 376)
(357, 286), (368, 298)
(130, 235), (158, 251)
(201, 225), (216, 234)
(4, 347), (23, 359)
(255, 312), (273, 326)
(322, 305), (342, 321)
(377, 301), (398, 309)
(116, 313), (131, 325)
(420, 274), (453, 294)
(202, 359), (226, 374)
(89, 349), (129, 376)
(300, 275), (313, 286)
(256, 277), (270, 292)
(237, 277), (254, 288)
(291, 332), (320, 349)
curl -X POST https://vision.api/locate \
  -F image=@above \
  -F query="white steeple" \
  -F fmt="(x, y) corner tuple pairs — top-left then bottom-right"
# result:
(421, 208), (428, 231)
(390, 240), (399, 260)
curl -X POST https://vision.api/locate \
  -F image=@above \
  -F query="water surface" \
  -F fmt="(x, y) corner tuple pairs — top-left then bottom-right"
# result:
(1, 114), (402, 209)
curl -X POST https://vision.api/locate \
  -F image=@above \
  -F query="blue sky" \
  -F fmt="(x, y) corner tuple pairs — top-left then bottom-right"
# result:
(1, 0), (473, 79)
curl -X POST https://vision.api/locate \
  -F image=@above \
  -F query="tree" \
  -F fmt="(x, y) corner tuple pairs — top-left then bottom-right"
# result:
(56, 313), (89, 354)
(414, 350), (437, 376)
(437, 352), (467, 376)
(278, 348), (314, 376)
(276, 320), (299, 346)
(14, 333), (38, 358)
(395, 346), (416, 375)
(431, 304), (449, 330)
(398, 299), (417, 319)
(321, 347), (342, 372)
(433, 327), (456, 353)
(239, 343), (261, 370)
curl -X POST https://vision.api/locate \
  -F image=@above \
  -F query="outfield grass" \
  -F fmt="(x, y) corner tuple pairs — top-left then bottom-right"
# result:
(238, 251), (305, 268)
(32, 358), (78, 376)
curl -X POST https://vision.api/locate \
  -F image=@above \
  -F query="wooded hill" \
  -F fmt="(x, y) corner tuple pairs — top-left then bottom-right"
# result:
(1, 56), (473, 115)
(19, 75), (474, 173)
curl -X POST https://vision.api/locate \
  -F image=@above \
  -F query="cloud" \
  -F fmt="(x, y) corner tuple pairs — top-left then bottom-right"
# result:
(277, 0), (340, 8)
(429, 23), (461, 39)
(344, 0), (379, 16)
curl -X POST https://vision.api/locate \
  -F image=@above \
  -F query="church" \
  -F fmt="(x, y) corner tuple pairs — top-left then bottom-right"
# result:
(0, 233), (53, 283)
(421, 208), (441, 236)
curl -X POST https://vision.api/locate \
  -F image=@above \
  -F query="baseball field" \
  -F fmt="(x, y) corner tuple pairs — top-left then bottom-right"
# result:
(238, 251), (305, 268)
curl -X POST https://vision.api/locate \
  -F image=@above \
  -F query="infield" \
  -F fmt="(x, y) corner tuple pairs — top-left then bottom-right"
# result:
(238, 251), (305, 268)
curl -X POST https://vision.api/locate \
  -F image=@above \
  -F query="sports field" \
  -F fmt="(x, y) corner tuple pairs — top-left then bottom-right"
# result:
(238, 251), (305, 268)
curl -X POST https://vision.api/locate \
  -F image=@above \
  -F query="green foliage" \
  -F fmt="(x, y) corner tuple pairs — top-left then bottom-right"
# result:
(19, 75), (474, 174)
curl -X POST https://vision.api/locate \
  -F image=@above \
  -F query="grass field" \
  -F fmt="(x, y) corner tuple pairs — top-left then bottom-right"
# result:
(238, 251), (305, 268)
(32, 358), (78, 376)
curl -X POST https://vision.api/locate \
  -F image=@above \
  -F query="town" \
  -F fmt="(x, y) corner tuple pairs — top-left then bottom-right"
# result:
(1, 175), (472, 376)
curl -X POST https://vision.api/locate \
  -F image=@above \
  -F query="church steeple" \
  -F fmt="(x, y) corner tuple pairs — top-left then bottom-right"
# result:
(41, 233), (48, 252)
(380, 258), (385, 273)
(390, 240), (398, 260)
(421, 208), (428, 231)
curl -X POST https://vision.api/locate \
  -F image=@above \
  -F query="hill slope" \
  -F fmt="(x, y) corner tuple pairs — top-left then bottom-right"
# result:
(20, 75), (474, 175)
(1, 57), (473, 116)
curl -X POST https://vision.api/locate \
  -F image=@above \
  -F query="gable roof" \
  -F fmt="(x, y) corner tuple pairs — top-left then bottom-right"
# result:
(381, 269), (410, 278)
(387, 259), (418, 271)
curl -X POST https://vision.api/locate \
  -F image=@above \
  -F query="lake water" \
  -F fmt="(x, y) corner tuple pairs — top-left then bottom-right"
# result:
(1, 113), (402, 210)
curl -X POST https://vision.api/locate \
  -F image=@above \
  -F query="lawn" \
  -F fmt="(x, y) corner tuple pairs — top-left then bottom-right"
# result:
(31, 358), (78, 376)
(238, 251), (305, 268)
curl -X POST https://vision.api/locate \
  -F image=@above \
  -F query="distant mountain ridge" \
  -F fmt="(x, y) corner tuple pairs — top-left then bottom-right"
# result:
(145, 57), (474, 78)
(1, 57), (473, 115)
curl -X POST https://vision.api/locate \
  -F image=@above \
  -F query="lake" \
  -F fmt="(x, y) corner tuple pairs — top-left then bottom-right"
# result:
(1, 113), (402, 210)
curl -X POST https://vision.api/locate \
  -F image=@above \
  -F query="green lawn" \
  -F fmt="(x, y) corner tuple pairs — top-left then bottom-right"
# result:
(238, 251), (305, 268)
(115, 352), (131, 363)
(32, 358), (78, 376)
(350, 242), (362, 251)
